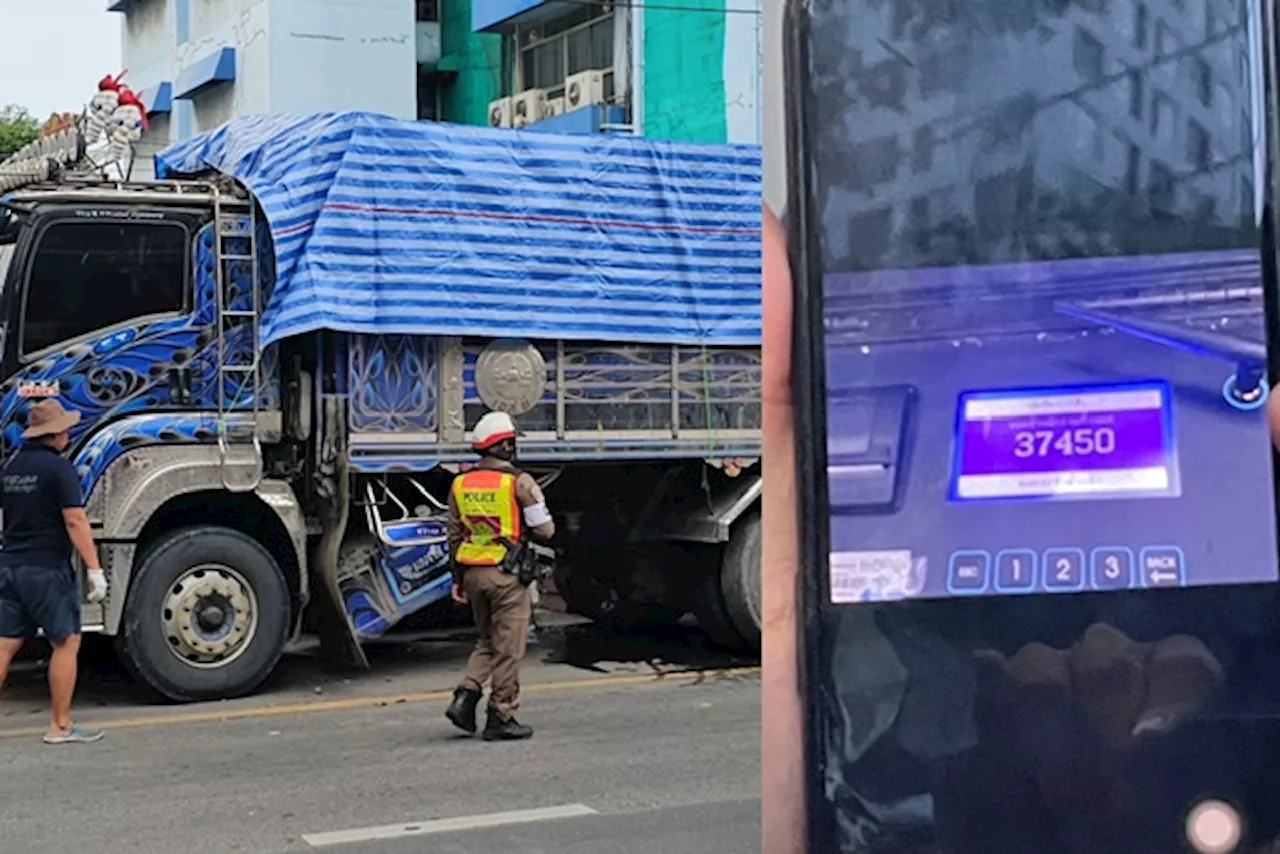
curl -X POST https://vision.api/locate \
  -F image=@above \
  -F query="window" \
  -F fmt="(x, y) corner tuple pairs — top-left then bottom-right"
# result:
(1187, 120), (1211, 169)
(919, 44), (966, 97)
(846, 208), (893, 270)
(975, 170), (1030, 243)
(417, 69), (440, 121)
(1073, 28), (1105, 81)
(1128, 71), (1145, 119)
(1148, 160), (1176, 211)
(23, 221), (187, 356)
(908, 195), (930, 228)
(911, 126), (935, 173)
(1135, 3), (1149, 48)
(1126, 144), (1142, 194)
(415, 0), (439, 22)
(1155, 20), (1178, 56)
(1150, 91), (1176, 144)
(519, 6), (614, 99)
(848, 135), (901, 192)
(1190, 57), (1212, 106)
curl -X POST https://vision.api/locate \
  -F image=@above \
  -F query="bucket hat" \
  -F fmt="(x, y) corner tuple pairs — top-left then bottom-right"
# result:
(23, 399), (81, 439)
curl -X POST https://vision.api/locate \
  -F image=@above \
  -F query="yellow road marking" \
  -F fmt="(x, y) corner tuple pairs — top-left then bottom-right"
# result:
(0, 665), (759, 740)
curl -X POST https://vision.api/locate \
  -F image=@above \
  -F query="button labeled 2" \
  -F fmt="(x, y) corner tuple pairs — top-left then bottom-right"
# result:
(995, 549), (1036, 593)
(1042, 548), (1085, 591)
(1090, 547), (1134, 591)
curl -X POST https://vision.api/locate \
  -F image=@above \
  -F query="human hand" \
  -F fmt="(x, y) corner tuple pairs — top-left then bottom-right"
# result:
(761, 204), (806, 854)
(938, 624), (1224, 852)
(451, 582), (468, 605)
(85, 568), (108, 604)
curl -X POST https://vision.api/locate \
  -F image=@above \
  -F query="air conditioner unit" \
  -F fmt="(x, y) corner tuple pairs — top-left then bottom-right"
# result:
(488, 97), (512, 129)
(565, 70), (606, 110)
(544, 97), (566, 118)
(512, 89), (548, 128)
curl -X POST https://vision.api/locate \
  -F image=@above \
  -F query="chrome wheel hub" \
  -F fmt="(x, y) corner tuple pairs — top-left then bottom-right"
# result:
(162, 564), (258, 668)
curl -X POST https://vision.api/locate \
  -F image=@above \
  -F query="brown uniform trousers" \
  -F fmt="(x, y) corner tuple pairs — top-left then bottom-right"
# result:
(458, 565), (531, 719)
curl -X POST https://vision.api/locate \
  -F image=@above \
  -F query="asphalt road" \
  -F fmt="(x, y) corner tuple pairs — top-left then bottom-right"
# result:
(0, 621), (760, 854)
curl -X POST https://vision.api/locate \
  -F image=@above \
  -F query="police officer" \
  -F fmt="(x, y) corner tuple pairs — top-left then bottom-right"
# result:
(0, 399), (108, 744)
(445, 411), (554, 741)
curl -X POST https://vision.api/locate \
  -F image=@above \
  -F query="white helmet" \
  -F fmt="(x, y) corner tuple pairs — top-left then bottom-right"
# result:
(471, 411), (517, 451)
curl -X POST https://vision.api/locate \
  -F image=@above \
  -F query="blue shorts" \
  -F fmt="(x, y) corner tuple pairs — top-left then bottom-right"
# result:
(0, 564), (81, 642)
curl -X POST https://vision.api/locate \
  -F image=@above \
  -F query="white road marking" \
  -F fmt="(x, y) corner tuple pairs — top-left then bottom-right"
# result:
(301, 804), (600, 847)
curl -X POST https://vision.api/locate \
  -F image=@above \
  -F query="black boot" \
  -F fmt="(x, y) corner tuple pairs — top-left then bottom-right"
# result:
(445, 687), (482, 734)
(482, 707), (534, 741)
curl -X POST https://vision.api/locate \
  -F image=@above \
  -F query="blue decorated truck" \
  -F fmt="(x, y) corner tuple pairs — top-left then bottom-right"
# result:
(0, 111), (762, 702)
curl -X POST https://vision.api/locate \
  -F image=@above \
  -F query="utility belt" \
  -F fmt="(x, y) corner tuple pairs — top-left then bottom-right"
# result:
(464, 538), (556, 586)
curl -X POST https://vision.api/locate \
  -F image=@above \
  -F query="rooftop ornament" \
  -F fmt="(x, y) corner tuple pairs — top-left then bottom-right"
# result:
(0, 70), (149, 194)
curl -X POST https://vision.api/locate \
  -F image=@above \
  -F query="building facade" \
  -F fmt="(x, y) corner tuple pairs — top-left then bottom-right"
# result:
(109, 0), (762, 156)
(810, 0), (1260, 271)
(467, 0), (761, 142)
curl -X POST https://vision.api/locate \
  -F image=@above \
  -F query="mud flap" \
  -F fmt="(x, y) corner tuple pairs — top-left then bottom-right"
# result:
(312, 394), (369, 671)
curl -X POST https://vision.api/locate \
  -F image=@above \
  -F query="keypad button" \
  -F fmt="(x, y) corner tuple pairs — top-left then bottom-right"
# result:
(1090, 547), (1134, 591)
(947, 551), (990, 595)
(994, 549), (1036, 593)
(1140, 546), (1185, 588)
(1042, 548), (1085, 592)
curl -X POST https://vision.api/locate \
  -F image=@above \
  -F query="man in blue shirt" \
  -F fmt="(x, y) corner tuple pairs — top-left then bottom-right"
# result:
(0, 399), (108, 743)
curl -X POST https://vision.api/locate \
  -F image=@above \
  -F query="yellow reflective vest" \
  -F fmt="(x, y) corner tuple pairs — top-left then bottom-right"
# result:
(451, 468), (522, 566)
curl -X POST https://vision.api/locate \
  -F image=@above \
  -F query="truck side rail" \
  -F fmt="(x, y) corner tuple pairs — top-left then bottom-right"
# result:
(346, 336), (762, 470)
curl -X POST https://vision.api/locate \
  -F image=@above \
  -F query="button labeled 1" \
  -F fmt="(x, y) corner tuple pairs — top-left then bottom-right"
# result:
(1043, 548), (1085, 591)
(1090, 547), (1133, 591)
(995, 550), (1036, 593)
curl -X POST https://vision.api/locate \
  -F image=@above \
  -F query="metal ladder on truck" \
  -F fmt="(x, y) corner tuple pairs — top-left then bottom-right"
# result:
(212, 191), (263, 492)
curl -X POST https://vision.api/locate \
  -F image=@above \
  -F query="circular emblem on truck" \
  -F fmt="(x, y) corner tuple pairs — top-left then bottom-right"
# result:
(475, 339), (547, 416)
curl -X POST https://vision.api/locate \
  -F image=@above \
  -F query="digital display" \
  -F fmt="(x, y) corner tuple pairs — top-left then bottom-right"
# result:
(950, 383), (1178, 502)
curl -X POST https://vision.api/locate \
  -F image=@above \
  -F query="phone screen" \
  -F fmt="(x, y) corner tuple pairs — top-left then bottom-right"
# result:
(783, 0), (1280, 851)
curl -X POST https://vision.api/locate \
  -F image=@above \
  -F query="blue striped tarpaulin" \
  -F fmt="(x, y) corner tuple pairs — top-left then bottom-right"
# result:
(154, 112), (762, 347)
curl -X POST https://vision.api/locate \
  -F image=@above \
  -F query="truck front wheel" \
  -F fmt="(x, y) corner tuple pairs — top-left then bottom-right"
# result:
(118, 525), (291, 703)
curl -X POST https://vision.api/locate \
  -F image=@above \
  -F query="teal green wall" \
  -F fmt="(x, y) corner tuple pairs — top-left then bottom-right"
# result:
(440, 0), (502, 126)
(642, 1), (728, 143)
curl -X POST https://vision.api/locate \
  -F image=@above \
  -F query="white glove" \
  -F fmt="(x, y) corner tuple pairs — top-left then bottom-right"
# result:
(86, 569), (108, 604)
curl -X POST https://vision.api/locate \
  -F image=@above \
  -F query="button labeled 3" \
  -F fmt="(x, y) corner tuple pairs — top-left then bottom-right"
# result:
(1090, 547), (1134, 591)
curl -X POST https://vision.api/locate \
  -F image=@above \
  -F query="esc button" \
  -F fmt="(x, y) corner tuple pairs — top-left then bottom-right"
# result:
(947, 551), (990, 595)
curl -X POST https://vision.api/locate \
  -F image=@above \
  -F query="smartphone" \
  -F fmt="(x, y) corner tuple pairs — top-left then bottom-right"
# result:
(783, 1), (1280, 851)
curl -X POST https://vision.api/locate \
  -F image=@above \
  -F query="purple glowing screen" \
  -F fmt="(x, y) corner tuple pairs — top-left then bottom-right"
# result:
(950, 383), (1178, 502)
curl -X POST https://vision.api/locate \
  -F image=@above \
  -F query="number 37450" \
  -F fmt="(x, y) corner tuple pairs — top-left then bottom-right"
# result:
(1012, 427), (1116, 458)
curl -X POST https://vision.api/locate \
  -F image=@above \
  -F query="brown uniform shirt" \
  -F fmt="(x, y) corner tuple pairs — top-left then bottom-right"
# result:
(447, 457), (555, 583)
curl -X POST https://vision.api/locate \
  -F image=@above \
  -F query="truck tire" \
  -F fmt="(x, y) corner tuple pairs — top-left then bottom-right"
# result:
(720, 511), (761, 651)
(552, 561), (618, 622)
(692, 552), (745, 650)
(118, 525), (291, 703)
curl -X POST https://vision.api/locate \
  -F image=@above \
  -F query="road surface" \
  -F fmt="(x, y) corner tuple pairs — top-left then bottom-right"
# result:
(0, 620), (760, 854)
